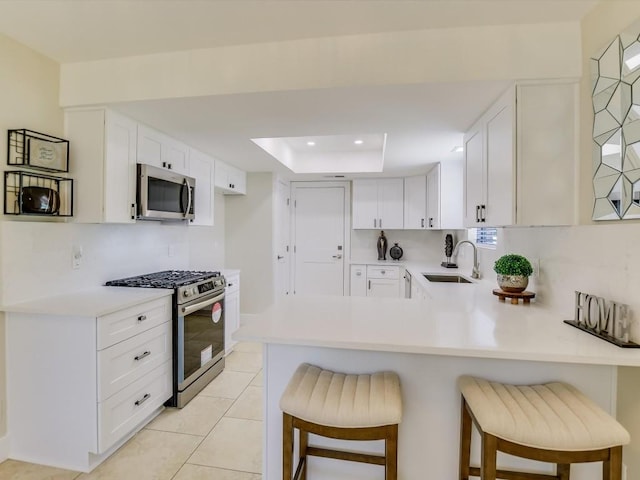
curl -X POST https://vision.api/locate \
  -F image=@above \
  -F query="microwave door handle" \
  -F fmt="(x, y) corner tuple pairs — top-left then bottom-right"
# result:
(181, 292), (225, 316)
(183, 178), (193, 218)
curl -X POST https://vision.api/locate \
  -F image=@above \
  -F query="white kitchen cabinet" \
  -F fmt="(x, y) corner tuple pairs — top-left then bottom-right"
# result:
(224, 273), (240, 354)
(137, 124), (190, 175)
(403, 175), (427, 229)
(352, 178), (404, 229)
(188, 148), (215, 226)
(350, 264), (367, 296)
(463, 81), (578, 227)
(215, 160), (247, 195)
(65, 108), (137, 223)
(6, 294), (173, 472)
(404, 160), (463, 230)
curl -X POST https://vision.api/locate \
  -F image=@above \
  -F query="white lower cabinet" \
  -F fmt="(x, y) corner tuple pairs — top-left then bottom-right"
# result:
(350, 264), (401, 298)
(6, 295), (173, 472)
(225, 273), (240, 354)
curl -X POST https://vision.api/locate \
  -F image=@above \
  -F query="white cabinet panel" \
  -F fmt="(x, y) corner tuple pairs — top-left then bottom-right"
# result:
(65, 108), (137, 223)
(350, 265), (367, 297)
(225, 273), (240, 354)
(215, 160), (247, 195)
(404, 175), (427, 229)
(352, 178), (403, 229)
(189, 148), (215, 226)
(426, 164), (441, 229)
(463, 82), (577, 227)
(368, 278), (401, 297)
(137, 124), (190, 175)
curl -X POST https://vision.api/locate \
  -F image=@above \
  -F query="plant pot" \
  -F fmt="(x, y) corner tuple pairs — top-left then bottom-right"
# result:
(497, 274), (529, 293)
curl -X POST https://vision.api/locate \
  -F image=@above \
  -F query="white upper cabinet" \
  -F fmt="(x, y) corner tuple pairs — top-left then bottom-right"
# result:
(137, 124), (190, 175)
(214, 160), (247, 195)
(404, 160), (463, 230)
(188, 148), (215, 226)
(65, 108), (137, 223)
(463, 82), (578, 227)
(352, 178), (404, 229)
(403, 175), (427, 229)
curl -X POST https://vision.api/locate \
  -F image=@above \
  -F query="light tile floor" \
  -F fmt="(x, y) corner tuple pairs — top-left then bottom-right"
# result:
(0, 343), (264, 480)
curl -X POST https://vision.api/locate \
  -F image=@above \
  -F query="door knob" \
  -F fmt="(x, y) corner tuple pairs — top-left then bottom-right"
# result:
(332, 254), (343, 259)
(277, 255), (284, 260)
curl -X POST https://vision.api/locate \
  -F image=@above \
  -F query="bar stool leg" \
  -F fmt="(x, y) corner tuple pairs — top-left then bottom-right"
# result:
(480, 433), (497, 480)
(386, 424), (398, 480)
(603, 446), (623, 480)
(283, 413), (294, 480)
(459, 398), (472, 480)
(299, 428), (308, 480)
(557, 463), (570, 480)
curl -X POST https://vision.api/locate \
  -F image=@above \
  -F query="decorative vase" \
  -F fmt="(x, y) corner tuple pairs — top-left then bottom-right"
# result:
(497, 274), (529, 293)
(377, 230), (388, 260)
(389, 243), (403, 261)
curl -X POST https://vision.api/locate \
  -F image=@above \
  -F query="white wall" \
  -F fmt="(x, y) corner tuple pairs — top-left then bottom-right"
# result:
(225, 173), (275, 314)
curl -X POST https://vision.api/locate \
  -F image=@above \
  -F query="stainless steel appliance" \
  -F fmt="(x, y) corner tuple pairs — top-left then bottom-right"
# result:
(137, 163), (195, 221)
(106, 270), (225, 407)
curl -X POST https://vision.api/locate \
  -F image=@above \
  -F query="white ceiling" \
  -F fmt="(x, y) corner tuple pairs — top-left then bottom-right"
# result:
(0, 0), (599, 178)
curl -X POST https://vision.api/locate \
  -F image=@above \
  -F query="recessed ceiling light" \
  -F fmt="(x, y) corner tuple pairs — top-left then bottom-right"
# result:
(451, 146), (464, 153)
(354, 139), (364, 145)
(307, 141), (316, 146)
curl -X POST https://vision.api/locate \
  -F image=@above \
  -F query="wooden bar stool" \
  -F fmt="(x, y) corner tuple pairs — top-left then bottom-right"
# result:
(280, 363), (402, 480)
(458, 375), (630, 480)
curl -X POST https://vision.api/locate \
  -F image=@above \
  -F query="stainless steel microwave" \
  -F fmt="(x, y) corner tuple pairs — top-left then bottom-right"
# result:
(137, 163), (195, 221)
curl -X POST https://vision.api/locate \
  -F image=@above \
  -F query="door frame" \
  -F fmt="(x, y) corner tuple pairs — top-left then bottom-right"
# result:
(290, 181), (351, 296)
(274, 177), (291, 297)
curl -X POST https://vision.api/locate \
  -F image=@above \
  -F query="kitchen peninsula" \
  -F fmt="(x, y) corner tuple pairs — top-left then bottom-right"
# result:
(235, 273), (640, 480)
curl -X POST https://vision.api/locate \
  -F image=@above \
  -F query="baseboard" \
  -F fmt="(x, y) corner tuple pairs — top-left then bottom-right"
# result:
(0, 434), (9, 462)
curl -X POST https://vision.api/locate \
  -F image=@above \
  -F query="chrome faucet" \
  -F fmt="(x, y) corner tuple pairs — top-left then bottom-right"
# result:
(453, 240), (481, 279)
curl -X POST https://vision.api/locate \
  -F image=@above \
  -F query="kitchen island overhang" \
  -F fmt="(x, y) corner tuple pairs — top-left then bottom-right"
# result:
(236, 293), (640, 480)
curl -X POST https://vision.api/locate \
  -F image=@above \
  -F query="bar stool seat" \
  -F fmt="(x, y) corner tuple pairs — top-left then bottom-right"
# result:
(458, 375), (630, 480)
(281, 363), (402, 479)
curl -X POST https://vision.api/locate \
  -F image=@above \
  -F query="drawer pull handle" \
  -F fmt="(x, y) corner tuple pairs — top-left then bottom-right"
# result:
(227, 283), (233, 287)
(137, 315), (147, 322)
(135, 393), (151, 406)
(134, 351), (151, 361)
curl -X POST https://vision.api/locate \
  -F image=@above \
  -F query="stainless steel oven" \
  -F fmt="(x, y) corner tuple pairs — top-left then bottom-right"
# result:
(106, 270), (226, 408)
(176, 288), (225, 407)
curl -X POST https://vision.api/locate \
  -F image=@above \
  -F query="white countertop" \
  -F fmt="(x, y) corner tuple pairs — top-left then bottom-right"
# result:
(236, 264), (640, 367)
(2, 287), (173, 317)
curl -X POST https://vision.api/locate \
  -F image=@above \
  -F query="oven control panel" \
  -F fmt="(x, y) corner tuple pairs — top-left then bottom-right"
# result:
(179, 276), (225, 302)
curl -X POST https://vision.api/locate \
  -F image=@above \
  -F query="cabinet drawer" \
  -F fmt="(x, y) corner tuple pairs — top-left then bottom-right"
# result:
(367, 266), (400, 279)
(97, 360), (171, 453)
(97, 296), (171, 350)
(97, 322), (171, 401)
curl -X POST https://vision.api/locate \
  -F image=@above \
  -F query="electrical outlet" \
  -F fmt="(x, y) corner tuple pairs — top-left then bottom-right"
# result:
(168, 244), (177, 258)
(72, 245), (83, 269)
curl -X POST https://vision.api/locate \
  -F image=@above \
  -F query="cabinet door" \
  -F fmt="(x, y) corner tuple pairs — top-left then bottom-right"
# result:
(367, 278), (400, 298)
(377, 179), (404, 229)
(104, 111), (137, 223)
(227, 164), (247, 194)
(426, 164), (441, 229)
(189, 148), (214, 226)
(137, 124), (164, 169)
(463, 122), (484, 227)
(404, 175), (427, 229)
(352, 179), (379, 229)
(163, 139), (190, 175)
(224, 288), (240, 355)
(350, 265), (367, 296)
(485, 91), (515, 226)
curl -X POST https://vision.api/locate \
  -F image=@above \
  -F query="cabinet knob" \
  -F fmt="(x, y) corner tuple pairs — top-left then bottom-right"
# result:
(137, 314), (147, 322)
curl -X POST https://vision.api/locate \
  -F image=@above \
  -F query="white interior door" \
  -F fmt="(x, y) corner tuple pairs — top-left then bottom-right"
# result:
(275, 180), (290, 297)
(292, 183), (348, 296)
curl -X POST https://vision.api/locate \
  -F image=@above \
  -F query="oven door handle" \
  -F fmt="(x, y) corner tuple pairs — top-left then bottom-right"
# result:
(180, 292), (225, 316)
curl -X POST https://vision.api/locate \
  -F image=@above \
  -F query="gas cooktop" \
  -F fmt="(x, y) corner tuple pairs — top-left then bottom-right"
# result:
(106, 270), (221, 289)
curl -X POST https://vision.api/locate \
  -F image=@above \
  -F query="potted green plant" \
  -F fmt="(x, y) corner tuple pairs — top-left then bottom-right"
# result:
(493, 254), (533, 293)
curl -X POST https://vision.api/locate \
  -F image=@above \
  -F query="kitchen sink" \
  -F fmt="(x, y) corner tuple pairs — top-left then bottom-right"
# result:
(423, 274), (472, 284)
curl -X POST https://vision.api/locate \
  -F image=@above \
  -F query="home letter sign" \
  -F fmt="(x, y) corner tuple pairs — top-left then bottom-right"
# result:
(564, 291), (638, 348)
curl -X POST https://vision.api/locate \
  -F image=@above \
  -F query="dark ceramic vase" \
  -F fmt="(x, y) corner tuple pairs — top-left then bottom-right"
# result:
(389, 243), (403, 260)
(377, 231), (388, 260)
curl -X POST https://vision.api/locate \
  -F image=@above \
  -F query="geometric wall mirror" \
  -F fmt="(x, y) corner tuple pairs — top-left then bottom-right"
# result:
(592, 18), (640, 219)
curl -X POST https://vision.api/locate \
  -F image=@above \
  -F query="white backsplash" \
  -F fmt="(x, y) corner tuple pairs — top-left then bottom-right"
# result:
(350, 229), (467, 263)
(476, 224), (640, 342)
